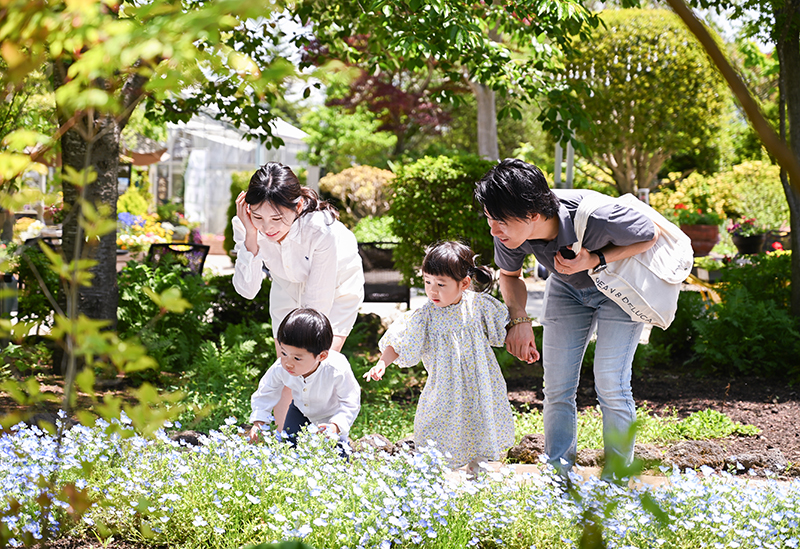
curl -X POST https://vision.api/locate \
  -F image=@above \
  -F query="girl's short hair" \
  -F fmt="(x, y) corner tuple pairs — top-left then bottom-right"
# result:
(245, 162), (338, 221)
(276, 308), (333, 356)
(421, 241), (494, 292)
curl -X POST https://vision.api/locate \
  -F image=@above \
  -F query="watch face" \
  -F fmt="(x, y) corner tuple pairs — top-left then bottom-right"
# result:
(593, 264), (608, 274)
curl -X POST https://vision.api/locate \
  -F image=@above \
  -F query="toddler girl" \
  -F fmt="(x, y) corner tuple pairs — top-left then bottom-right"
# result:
(364, 241), (515, 473)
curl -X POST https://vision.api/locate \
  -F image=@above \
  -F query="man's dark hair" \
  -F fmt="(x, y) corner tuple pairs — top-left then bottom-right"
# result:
(276, 308), (333, 356)
(475, 158), (560, 221)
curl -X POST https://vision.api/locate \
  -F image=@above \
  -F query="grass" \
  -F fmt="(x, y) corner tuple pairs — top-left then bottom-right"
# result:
(1, 418), (797, 549)
(351, 399), (761, 452)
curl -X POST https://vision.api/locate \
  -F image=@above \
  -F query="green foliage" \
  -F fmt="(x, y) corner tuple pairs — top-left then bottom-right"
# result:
(567, 9), (727, 193)
(513, 405), (759, 449)
(155, 200), (185, 226)
(717, 251), (791, 308)
(116, 183), (150, 216)
(205, 274), (271, 336)
(175, 320), (275, 432)
(117, 261), (216, 373)
(352, 215), (398, 243)
(298, 105), (396, 174)
(14, 242), (61, 328)
(223, 170), (251, 257)
(693, 287), (800, 377)
(675, 408), (760, 439)
(319, 165), (394, 227)
(650, 171), (735, 221)
(715, 161), (788, 230)
(647, 291), (707, 364)
(389, 154), (496, 287)
(693, 252), (799, 378)
(295, 0), (603, 151)
(0, 339), (51, 378)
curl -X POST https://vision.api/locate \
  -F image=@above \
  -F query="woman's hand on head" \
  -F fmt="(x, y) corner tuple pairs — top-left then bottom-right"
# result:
(236, 191), (257, 235)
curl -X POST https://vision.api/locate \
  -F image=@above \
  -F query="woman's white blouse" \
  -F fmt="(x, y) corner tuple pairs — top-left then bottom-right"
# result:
(249, 350), (361, 437)
(231, 211), (364, 318)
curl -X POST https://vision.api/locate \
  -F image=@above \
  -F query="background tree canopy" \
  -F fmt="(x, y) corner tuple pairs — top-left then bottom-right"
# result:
(567, 9), (727, 194)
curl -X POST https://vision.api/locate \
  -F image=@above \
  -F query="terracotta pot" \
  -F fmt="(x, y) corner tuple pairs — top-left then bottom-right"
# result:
(680, 224), (719, 257)
(732, 233), (766, 255)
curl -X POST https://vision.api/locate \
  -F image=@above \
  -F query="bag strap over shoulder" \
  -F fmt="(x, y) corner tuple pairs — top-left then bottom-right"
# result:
(571, 191), (618, 255)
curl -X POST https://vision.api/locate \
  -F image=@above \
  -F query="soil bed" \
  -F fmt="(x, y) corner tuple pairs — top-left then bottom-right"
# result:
(505, 362), (800, 475)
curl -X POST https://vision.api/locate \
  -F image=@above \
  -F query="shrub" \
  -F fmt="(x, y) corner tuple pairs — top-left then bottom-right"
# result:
(319, 165), (394, 227)
(647, 291), (707, 365)
(175, 320), (276, 432)
(223, 170), (251, 257)
(14, 242), (61, 329)
(650, 171), (733, 222)
(117, 260), (216, 373)
(716, 161), (788, 230)
(117, 183), (150, 216)
(693, 286), (800, 378)
(717, 251), (791, 309)
(205, 274), (271, 336)
(389, 154), (496, 286)
(352, 215), (398, 243)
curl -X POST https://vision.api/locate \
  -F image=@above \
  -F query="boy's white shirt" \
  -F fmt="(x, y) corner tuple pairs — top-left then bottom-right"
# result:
(249, 349), (361, 437)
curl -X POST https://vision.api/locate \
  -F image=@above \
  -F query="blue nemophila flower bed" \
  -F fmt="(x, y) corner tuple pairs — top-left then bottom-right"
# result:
(2, 416), (799, 549)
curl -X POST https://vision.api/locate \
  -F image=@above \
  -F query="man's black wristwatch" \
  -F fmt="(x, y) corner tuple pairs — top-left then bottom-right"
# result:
(591, 250), (608, 274)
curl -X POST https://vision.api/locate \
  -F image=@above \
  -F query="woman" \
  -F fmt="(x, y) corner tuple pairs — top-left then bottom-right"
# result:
(232, 162), (364, 429)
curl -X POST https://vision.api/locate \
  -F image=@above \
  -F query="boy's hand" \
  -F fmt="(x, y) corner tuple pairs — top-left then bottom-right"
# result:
(318, 423), (340, 436)
(363, 362), (386, 381)
(248, 421), (266, 443)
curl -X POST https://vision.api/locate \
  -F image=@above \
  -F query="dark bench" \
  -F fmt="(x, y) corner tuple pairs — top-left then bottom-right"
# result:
(358, 241), (410, 309)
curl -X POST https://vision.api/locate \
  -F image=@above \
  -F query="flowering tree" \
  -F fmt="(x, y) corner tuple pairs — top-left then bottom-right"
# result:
(566, 9), (726, 195)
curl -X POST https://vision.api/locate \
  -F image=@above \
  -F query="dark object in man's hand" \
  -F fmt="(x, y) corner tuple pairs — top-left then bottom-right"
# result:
(559, 247), (576, 260)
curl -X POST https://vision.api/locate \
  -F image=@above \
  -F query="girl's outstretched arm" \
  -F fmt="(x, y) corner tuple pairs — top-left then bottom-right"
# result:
(363, 345), (399, 381)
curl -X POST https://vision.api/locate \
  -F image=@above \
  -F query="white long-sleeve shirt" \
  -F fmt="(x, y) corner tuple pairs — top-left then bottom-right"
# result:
(231, 211), (364, 334)
(249, 350), (361, 437)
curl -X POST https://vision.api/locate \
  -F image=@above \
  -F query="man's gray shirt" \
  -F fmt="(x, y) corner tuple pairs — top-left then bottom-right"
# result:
(494, 189), (656, 290)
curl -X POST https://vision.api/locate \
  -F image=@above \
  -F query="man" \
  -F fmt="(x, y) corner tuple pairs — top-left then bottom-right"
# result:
(475, 159), (659, 472)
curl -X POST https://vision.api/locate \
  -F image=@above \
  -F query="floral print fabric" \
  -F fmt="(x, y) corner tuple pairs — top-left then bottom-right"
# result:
(380, 290), (515, 467)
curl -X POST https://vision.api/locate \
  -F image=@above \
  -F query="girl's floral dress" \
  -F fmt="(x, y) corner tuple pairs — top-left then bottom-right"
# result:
(379, 290), (515, 467)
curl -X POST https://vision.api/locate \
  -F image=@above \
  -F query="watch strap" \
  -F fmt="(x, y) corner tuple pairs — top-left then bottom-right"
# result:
(592, 250), (607, 274)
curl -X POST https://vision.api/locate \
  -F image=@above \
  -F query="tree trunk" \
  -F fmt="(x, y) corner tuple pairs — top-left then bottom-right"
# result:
(59, 118), (121, 326)
(51, 60), (123, 347)
(470, 81), (499, 161)
(776, 23), (800, 317)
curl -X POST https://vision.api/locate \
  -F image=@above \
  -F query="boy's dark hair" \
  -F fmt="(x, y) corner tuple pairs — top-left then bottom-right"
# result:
(475, 158), (560, 222)
(276, 308), (333, 356)
(421, 241), (494, 293)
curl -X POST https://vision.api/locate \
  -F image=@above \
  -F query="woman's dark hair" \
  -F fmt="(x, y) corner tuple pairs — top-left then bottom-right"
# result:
(245, 162), (338, 221)
(475, 158), (560, 221)
(421, 241), (494, 293)
(276, 308), (334, 356)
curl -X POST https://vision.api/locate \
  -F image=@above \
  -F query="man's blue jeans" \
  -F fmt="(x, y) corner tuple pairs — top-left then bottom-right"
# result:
(540, 275), (644, 471)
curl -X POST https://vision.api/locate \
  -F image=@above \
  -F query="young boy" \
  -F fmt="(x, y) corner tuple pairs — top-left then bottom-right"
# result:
(249, 308), (361, 444)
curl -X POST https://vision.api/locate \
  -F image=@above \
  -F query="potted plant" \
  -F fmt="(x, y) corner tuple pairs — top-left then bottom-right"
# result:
(669, 203), (724, 257)
(727, 217), (766, 255)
